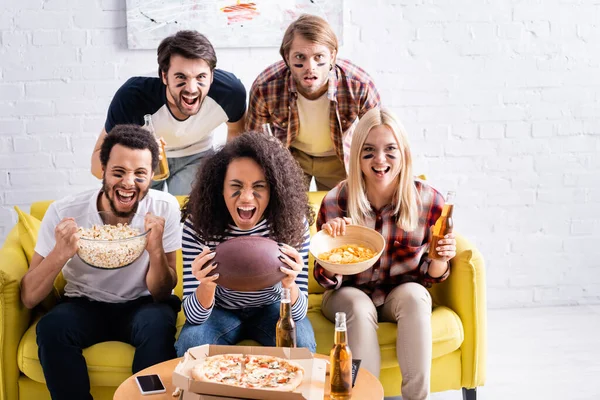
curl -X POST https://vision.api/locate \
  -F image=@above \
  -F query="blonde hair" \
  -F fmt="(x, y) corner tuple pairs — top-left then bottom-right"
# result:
(279, 14), (338, 66)
(347, 108), (419, 231)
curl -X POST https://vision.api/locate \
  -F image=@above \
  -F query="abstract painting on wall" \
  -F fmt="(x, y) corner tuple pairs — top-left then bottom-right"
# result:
(126, 0), (343, 49)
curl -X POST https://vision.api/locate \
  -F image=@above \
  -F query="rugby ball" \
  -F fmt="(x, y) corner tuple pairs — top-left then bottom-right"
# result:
(207, 236), (288, 291)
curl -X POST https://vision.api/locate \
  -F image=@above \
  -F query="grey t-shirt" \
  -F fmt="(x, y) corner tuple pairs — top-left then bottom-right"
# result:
(34, 188), (182, 303)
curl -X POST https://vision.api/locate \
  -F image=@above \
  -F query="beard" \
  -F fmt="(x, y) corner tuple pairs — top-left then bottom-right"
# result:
(167, 85), (204, 117)
(101, 178), (148, 219)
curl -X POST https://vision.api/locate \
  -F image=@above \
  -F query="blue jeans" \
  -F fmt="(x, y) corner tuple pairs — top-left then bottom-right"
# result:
(36, 295), (180, 400)
(152, 148), (215, 196)
(175, 302), (317, 357)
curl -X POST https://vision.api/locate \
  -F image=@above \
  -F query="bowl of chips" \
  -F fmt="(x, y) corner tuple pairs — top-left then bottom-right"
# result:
(310, 225), (386, 275)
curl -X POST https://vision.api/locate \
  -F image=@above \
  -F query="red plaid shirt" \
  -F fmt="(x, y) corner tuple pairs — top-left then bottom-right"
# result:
(314, 180), (450, 307)
(246, 59), (381, 164)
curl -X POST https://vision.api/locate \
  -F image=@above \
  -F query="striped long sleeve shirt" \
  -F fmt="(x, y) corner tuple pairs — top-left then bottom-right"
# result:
(182, 218), (310, 325)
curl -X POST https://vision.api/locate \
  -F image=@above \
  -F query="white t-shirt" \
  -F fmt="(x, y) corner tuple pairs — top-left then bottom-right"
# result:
(34, 189), (182, 303)
(291, 92), (335, 157)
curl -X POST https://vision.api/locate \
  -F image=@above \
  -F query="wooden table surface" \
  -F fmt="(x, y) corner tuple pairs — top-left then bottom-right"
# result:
(113, 353), (384, 400)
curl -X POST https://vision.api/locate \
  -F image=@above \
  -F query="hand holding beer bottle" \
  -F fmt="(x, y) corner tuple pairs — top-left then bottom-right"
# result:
(143, 114), (170, 181)
(429, 191), (457, 263)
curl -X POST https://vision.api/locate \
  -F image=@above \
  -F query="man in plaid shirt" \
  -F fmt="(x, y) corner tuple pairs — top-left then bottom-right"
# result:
(246, 14), (381, 190)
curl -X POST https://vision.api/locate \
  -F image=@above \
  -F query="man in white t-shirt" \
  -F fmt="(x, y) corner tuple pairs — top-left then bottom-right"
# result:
(20, 125), (182, 400)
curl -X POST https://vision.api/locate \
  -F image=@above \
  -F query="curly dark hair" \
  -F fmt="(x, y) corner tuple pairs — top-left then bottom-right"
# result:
(182, 132), (314, 248)
(100, 124), (159, 170)
(157, 30), (217, 77)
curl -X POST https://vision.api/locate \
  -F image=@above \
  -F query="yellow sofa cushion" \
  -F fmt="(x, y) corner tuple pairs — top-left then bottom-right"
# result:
(14, 206), (67, 310)
(17, 319), (135, 387)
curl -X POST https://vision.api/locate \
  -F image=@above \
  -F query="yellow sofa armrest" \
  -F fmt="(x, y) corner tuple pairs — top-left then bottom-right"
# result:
(428, 233), (487, 389)
(0, 228), (33, 400)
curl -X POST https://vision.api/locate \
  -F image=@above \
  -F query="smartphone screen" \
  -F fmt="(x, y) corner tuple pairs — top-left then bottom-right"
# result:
(136, 374), (166, 394)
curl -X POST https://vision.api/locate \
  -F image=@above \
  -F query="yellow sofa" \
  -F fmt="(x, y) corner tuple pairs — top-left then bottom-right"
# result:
(0, 192), (486, 400)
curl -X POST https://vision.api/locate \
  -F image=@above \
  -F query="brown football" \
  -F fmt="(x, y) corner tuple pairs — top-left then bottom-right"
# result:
(207, 236), (288, 291)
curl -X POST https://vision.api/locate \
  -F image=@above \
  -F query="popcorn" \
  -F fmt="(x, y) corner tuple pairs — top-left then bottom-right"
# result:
(318, 244), (376, 264)
(77, 223), (147, 269)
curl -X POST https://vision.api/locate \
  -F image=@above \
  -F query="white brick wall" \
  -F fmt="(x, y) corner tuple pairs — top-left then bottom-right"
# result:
(0, 0), (598, 308)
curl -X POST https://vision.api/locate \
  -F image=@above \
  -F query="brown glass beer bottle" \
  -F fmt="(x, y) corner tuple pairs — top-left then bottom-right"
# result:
(276, 287), (296, 347)
(330, 312), (352, 399)
(143, 114), (170, 181)
(429, 191), (455, 260)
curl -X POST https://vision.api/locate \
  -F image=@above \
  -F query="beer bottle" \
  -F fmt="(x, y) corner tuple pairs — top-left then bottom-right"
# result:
(429, 190), (455, 261)
(276, 287), (296, 347)
(143, 114), (170, 181)
(330, 312), (352, 399)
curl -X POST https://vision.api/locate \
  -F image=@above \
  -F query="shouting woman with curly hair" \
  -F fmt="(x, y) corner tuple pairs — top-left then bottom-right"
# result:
(175, 133), (317, 355)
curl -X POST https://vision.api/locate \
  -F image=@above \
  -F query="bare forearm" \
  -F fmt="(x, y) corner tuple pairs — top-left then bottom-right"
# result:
(21, 251), (68, 309)
(146, 250), (176, 300)
(195, 285), (216, 309)
(428, 259), (449, 278)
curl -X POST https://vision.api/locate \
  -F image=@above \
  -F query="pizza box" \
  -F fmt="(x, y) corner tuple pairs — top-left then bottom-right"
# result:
(172, 344), (327, 400)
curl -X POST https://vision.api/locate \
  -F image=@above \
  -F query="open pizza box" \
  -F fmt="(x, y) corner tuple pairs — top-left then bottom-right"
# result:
(173, 344), (327, 400)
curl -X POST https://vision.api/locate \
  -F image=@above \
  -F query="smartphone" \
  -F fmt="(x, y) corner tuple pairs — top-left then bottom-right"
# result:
(135, 374), (166, 395)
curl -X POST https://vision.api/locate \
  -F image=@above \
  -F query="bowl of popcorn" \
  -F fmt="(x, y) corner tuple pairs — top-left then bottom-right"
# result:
(75, 211), (149, 270)
(309, 225), (385, 275)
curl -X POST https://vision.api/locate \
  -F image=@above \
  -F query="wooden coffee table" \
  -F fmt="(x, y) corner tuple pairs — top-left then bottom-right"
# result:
(114, 353), (384, 399)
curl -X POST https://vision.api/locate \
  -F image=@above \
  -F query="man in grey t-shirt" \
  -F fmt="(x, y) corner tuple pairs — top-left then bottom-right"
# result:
(20, 125), (182, 400)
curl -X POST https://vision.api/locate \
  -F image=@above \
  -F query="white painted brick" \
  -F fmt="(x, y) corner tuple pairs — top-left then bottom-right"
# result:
(0, 138), (12, 154)
(470, 105), (528, 122)
(21, 47), (78, 65)
(497, 23), (525, 40)
(61, 30), (87, 46)
(32, 30), (60, 46)
(90, 28), (128, 46)
(69, 169), (99, 186)
(12, 101), (54, 117)
(533, 286), (585, 305)
(570, 220), (595, 236)
(55, 99), (106, 115)
(548, 136), (599, 154)
(532, 122), (556, 137)
(13, 136), (40, 152)
(530, 103), (571, 120)
(40, 136), (70, 152)
(564, 172), (600, 188)
(0, 153), (52, 169)
(537, 188), (587, 204)
(43, 0), (98, 10)
(0, 13), (13, 30)
(73, 11), (125, 29)
(581, 121), (600, 135)
(71, 136), (97, 154)
(25, 82), (88, 99)
(486, 189), (536, 207)
(101, 0), (124, 11)
(0, 120), (24, 136)
(450, 124), (478, 139)
(82, 117), (106, 135)
(510, 234), (563, 254)
(53, 151), (92, 168)
(417, 106), (470, 123)
(535, 154), (587, 172)
(416, 24), (444, 41)
(403, 5), (457, 23)
(14, 11), (72, 29)
(9, 170), (69, 187)
(444, 139), (496, 156)
(2, 31), (29, 46)
(504, 122), (531, 138)
(501, 89), (542, 105)
(487, 287), (534, 308)
(0, 84), (24, 101)
(80, 65), (116, 81)
(26, 117), (81, 134)
(479, 123), (505, 139)
(4, 188), (71, 205)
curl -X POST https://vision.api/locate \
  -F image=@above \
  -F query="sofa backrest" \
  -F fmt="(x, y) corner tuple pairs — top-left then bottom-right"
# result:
(28, 191), (329, 297)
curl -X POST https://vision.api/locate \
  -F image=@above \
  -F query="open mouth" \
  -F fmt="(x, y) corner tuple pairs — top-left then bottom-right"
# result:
(115, 189), (137, 206)
(303, 76), (318, 84)
(180, 93), (199, 110)
(372, 166), (391, 177)
(237, 206), (256, 221)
